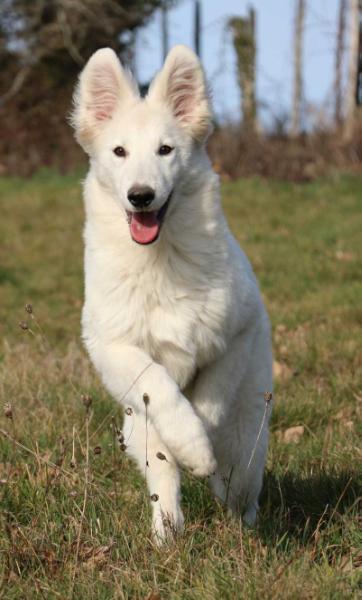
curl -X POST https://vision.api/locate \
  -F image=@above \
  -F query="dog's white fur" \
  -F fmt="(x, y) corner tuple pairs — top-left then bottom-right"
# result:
(72, 45), (273, 542)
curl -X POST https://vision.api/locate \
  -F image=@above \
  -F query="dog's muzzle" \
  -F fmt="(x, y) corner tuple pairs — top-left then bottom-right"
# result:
(126, 190), (173, 245)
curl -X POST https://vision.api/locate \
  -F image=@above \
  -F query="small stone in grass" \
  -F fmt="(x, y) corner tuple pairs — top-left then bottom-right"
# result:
(283, 425), (304, 443)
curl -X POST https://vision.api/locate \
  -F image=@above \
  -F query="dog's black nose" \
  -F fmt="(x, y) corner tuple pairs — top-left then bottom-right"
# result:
(127, 185), (155, 208)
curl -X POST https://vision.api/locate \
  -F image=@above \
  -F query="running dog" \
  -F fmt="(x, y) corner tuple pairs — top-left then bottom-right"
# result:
(72, 45), (273, 543)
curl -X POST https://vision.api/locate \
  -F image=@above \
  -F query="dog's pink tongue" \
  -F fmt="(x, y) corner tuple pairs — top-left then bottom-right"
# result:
(130, 212), (160, 245)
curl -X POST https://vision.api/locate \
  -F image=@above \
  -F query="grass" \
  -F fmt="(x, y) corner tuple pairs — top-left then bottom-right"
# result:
(0, 170), (361, 599)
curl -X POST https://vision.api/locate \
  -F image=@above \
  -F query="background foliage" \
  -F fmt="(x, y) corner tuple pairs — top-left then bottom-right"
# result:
(0, 0), (173, 174)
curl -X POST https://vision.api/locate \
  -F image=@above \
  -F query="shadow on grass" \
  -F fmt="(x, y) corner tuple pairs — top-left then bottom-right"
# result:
(258, 469), (360, 543)
(181, 468), (360, 545)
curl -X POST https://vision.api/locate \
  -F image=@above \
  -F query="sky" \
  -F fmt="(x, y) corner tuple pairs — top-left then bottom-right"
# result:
(135, 0), (348, 128)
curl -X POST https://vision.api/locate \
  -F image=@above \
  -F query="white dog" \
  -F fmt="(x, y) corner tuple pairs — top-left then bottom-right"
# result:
(72, 45), (273, 542)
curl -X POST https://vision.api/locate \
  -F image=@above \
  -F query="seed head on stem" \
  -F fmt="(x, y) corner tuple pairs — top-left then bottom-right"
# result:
(81, 394), (92, 410)
(4, 403), (13, 419)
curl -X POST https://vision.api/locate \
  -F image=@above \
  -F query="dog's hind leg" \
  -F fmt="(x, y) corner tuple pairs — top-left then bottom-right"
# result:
(123, 411), (184, 544)
(209, 451), (263, 527)
(190, 325), (272, 526)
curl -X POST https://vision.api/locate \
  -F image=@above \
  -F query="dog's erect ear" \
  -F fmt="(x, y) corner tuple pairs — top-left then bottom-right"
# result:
(71, 48), (139, 149)
(147, 45), (212, 143)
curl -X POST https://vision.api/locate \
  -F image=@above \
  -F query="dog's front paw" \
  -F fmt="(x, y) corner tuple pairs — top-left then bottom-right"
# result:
(152, 507), (185, 546)
(151, 385), (217, 477)
(178, 435), (217, 477)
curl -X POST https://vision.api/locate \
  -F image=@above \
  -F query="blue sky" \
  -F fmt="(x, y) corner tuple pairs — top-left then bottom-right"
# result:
(135, 0), (347, 127)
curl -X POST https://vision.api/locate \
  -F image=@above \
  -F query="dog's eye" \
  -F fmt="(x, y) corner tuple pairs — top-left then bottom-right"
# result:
(158, 145), (173, 156)
(113, 146), (126, 157)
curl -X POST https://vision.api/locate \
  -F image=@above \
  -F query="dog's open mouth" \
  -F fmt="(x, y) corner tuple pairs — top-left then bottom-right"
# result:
(126, 192), (172, 245)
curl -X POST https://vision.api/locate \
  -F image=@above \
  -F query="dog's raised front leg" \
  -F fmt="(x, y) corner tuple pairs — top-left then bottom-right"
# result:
(89, 341), (216, 476)
(123, 411), (184, 543)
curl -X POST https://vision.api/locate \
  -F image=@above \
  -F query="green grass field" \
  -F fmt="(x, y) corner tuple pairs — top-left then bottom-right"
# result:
(0, 171), (361, 599)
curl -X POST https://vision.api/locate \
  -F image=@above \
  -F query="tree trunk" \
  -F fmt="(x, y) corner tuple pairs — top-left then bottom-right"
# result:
(229, 8), (257, 134)
(194, 1), (201, 58)
(161, 6), (169, 62)
(290, 0), (305, 137)
(335, 0), (347, 127)
(344, 0), (360, 139)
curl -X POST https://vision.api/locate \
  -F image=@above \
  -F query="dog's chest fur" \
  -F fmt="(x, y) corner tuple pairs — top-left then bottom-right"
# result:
(84, 242), (229, 389)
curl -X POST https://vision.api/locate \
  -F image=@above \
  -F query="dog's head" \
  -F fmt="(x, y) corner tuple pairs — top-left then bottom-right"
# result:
(72, 45), (212, 245)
